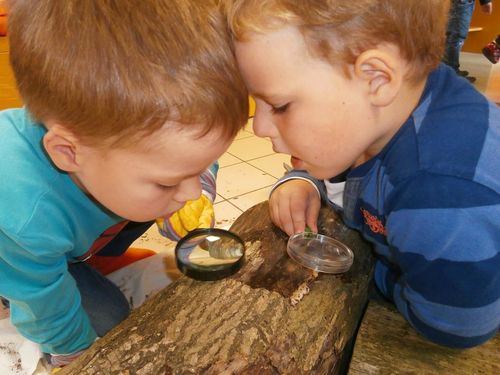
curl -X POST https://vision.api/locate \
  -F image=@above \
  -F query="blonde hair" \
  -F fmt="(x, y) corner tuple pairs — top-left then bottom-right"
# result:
(9, 0), (249, 146)
(224, 0), (450, 82)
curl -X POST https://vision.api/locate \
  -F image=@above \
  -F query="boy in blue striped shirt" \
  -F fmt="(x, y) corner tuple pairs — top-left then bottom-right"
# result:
(224, 0), (499, 347)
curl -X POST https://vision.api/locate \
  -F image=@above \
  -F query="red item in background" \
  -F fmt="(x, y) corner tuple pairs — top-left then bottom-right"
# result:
(85, 247), (156, 275)
(482, 40), (500, 64)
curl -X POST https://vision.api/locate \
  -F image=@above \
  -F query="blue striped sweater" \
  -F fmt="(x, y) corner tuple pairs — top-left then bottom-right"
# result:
(280, 64), (500, 348)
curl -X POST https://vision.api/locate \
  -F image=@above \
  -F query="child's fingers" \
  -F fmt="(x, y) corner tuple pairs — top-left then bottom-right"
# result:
(289, 197), (308, 234)
(305, 195), (321, 233)
(279, 199), (296, 236)
(269, 187), (290, 234)
(269, 179), (316, 235)
(269, 197), (282, 230)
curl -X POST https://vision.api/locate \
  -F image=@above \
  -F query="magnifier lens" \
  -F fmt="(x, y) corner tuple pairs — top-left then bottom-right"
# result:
(175, 228), (245, 280)
(183, 234), (243, 266)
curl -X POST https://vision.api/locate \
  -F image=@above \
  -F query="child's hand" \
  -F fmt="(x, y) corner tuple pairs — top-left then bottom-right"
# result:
(158, 194), (215, 241)
(269, 179), (320, 236)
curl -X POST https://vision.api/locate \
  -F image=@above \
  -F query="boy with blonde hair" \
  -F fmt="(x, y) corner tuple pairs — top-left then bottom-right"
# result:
(224, 0), (499, 348)
(0, 0), (248, 367)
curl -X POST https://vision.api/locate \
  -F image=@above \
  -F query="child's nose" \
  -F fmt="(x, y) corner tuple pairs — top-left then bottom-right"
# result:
(252, 104), (278, 139)
(174, 176), (202, 203)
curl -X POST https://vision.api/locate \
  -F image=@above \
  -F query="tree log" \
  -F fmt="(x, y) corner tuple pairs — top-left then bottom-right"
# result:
(61, 201), (375, 375)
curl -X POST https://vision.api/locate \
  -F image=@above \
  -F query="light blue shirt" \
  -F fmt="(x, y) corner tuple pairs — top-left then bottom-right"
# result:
(0, 109), (122, 354)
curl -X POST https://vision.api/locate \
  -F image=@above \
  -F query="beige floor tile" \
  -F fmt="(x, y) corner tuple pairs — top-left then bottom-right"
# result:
(218, 152), (242, 168)
(217, 162), (277, 199)
(228, 186), (273, 212)
(248, 153), (290, 179)
(214, 200), (243, 229)
(226, 136), (275, 161)
(234, 129), (254, 140)
(131, 223), (176, 254)
(244, 118), (254, 133)
(485, 62), (500, 103)
(460, 52), (491, 93)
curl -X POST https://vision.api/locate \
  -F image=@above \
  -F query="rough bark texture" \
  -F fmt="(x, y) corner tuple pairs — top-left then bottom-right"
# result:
(61, 202), (375, 375)
(348, 301), (500, 375)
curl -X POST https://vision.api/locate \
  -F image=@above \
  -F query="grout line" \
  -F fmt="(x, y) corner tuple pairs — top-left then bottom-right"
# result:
(217, 183), (276, 202)
(226, 200), (244, 212)
(222, 152), (245, 162)
(241, 153), (278, 162)
(222, 152), (277, 164)
(220, 153), (281, 168)
(219, 160), (244, 169)
(245, 160), (288, 179)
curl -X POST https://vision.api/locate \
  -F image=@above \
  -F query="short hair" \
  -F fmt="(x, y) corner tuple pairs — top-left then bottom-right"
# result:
(9, 0), (249, 146)
(223, 0), (450, 83)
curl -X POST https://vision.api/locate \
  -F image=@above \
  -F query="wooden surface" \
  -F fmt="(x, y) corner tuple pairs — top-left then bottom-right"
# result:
(349, 301), (500, 375)
(464, 6), (500, 53)
(61, 202), (375, 374)
(0, 36), (22, 110)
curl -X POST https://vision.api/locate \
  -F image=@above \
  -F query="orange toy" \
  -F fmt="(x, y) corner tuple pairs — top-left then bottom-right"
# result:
(0, 4), (8, 37)
(85, 247), (156, 275)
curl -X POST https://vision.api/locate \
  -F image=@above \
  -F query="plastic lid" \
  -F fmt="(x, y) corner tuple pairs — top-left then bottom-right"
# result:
(287, 232), (354, 274)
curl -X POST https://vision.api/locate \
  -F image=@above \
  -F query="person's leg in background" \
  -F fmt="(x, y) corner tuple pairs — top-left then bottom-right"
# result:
(69, 220), (154, 336)
(68, 262), (130, 336)
(443, 0), (476, 82)
(1, 221), (155, 338)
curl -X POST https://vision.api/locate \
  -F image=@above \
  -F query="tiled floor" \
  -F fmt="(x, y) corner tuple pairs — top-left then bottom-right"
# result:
(1, 34), (499, 252)
(214, 120), (289, 226)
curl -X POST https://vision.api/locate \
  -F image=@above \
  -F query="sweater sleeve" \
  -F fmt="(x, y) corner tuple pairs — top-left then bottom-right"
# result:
(199, 161), (218, 202)
(271, 169), (328, 202)
(381, 173), (500, 348)
(156, 161), (219, 241)
(0, 232), (97, 354)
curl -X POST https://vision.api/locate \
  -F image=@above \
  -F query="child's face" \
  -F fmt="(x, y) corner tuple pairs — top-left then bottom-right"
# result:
(73, 126), (230, 222)
(235, 26), (384, 179)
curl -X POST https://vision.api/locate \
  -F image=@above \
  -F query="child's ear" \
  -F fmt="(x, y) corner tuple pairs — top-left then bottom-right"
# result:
(42, 124), (82, 172)
(353, 48), (403, 107)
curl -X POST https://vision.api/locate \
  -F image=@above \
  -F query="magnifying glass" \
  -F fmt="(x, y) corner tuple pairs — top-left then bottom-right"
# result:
(175, 228), (245, 281)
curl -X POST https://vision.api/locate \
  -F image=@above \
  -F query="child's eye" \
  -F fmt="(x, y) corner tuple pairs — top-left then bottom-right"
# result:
(271, 103), (289, 114)
(157, 183), (175, 190)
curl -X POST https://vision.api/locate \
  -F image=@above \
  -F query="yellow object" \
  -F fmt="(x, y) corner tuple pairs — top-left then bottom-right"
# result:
(157, 194), (214, 239)
(51, 368), (62, 374)
(249, 96), (256, 117)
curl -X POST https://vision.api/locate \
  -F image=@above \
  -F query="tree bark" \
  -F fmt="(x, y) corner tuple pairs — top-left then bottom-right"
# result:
(61, 201), (375, 375)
